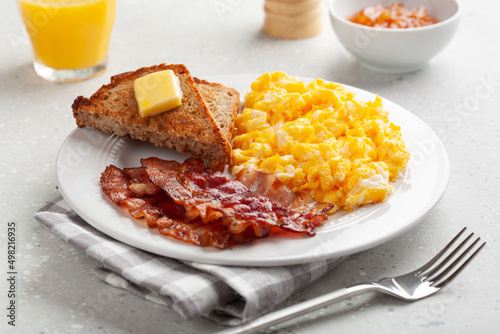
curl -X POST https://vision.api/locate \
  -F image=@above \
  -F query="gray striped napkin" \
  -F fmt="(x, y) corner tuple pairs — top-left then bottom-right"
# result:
(34, 195), (342, 326)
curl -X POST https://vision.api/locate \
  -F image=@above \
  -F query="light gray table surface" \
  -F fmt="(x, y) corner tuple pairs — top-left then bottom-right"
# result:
(1, 1), (499, 333)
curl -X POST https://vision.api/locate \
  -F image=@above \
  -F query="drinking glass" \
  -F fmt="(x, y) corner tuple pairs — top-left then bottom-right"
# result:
(18, 0), (116, 82)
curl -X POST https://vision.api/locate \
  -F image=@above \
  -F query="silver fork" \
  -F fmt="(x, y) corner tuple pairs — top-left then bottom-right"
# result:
(218, 227), (486, 334)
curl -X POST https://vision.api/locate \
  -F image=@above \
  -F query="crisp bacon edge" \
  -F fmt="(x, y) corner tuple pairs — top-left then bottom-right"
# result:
(100, 158), (334, 249)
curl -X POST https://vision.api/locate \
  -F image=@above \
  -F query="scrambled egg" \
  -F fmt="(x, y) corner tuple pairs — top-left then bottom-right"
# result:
(231, 72), (410, 212)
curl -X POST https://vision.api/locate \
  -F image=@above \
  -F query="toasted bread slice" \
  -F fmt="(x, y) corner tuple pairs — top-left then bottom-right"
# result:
(194, 77), (240, 142)
(72, 64), (234, 171)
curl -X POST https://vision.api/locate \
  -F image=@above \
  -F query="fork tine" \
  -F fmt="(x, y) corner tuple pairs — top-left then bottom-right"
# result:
(430, 240), (486, 288)
(416, 227), (467, 275)
(421, 231), (475, 279)
(425, 236), (480, 282)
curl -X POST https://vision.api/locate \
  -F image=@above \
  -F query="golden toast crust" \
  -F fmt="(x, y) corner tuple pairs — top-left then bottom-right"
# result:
(193, 77), (240, 142)
(72, 64), (233, 171)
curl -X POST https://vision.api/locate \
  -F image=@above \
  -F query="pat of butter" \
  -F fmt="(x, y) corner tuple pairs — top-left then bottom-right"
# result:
(134, 70), (183, 118)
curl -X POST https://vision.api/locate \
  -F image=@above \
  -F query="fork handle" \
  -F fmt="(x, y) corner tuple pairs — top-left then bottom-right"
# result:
(217, 284), (377, 334)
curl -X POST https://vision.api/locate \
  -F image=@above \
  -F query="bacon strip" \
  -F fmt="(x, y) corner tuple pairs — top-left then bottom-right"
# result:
(142, 157), (327, 236)
(101, 162), (234, 248)
(101, 165), (135, 204)
(291, 191), (335, 216)
(236, 168), (335, 214)
(101, 157), (332, 248)
(235, 168), (297, 208)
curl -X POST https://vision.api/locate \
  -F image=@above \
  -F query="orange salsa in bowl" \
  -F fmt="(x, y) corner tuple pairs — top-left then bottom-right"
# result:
(348, 3), (438, 28)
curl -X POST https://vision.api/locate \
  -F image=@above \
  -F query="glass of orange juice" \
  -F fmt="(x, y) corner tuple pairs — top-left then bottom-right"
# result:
(18, 0), (116, 83)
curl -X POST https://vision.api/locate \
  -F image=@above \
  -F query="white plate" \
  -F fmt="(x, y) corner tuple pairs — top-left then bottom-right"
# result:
(56, 74), (449, 267)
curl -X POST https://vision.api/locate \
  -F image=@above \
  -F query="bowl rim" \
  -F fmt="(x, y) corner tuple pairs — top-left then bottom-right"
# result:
(329, 0), (462, 33)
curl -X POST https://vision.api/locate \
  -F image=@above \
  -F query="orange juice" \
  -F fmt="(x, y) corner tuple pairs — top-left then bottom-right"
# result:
(19, 0), (116, 70)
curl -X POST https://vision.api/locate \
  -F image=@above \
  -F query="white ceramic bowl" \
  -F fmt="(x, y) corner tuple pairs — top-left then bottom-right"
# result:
(329, 0), (461, 73)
